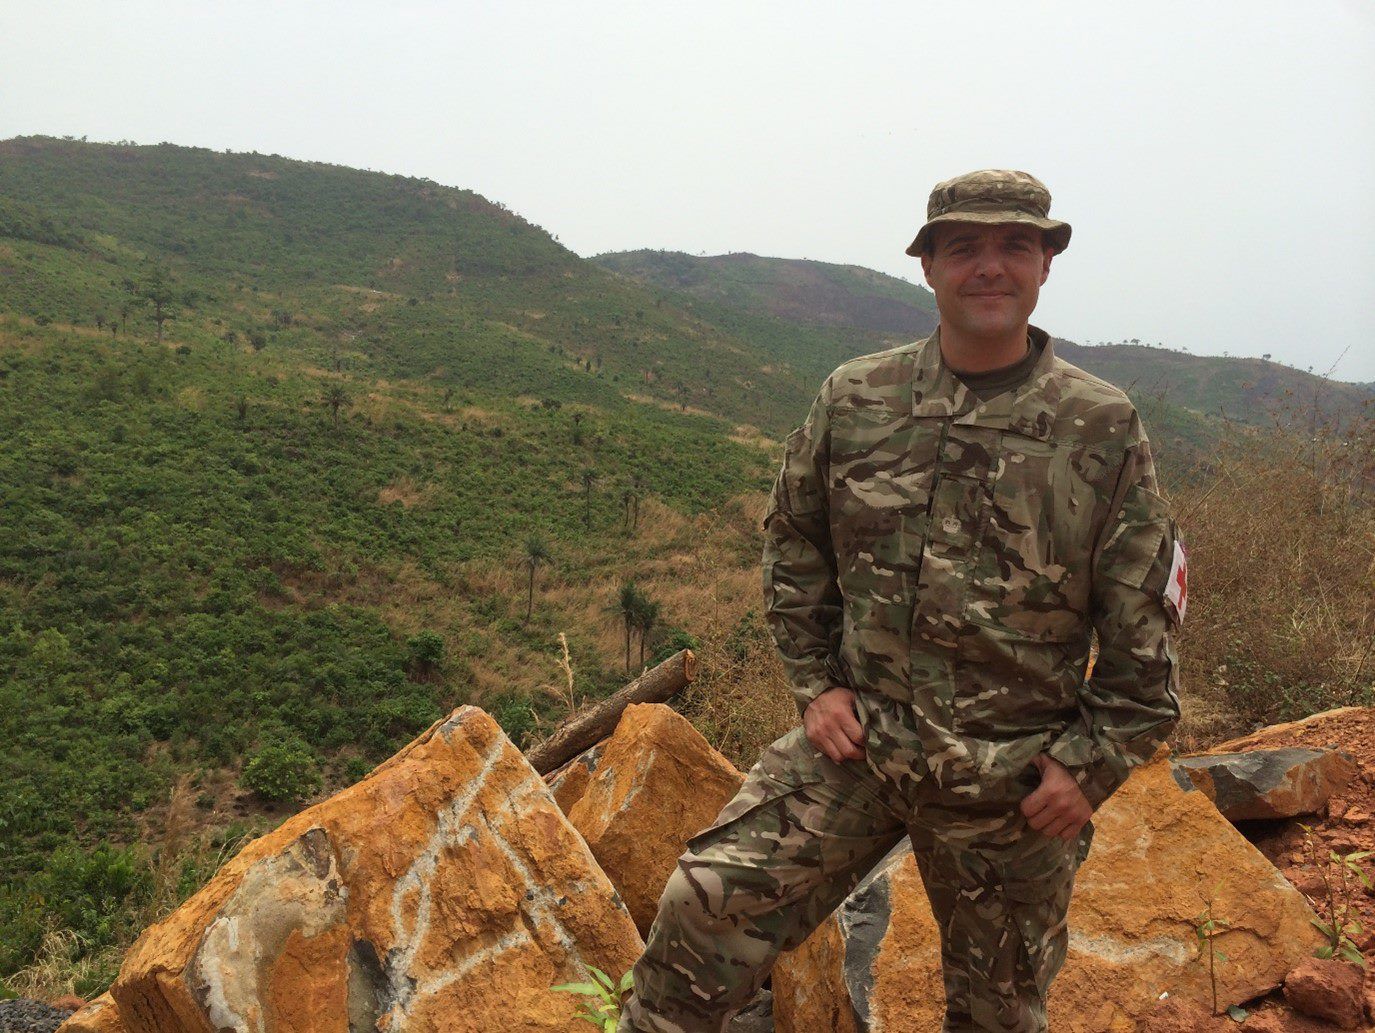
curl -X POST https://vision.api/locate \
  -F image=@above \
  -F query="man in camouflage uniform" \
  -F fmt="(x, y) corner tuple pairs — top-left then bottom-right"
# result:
(618, 170), (1185, 1032)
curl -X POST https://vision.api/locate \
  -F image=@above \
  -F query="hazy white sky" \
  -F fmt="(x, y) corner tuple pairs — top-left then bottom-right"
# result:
(4, 1), (1374, 381)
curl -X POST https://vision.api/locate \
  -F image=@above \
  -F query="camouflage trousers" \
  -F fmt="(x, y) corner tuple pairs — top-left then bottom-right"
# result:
(617, 723), (1094, 1033)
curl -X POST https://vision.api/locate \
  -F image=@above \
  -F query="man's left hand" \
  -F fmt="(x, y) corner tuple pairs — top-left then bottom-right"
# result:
(1020, 753), (1093, 842)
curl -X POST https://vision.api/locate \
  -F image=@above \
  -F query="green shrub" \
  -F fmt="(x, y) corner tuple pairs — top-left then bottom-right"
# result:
(242, 740), (322, 803)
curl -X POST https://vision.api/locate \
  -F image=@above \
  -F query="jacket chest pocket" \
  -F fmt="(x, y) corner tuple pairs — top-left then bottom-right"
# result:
(964, 434), (1092, 641)
(828, 408), (937, 603)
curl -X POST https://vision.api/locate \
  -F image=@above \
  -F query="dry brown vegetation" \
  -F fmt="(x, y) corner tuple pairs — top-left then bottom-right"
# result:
(1168, 402), (1375, 749)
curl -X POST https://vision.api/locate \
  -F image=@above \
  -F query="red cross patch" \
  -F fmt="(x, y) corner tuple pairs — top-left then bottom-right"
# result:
(1164, 538), (1187, 626)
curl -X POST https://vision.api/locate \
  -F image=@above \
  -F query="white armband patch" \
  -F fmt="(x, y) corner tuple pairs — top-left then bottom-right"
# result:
(1164, 538), (1188, 626)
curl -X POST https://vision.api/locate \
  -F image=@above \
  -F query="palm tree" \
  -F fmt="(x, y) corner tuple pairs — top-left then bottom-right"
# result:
(521, 536), (551, 624)
(324, 385), (350, 430)
(613, 581), (643, 673)
(634, 597), (661, 669)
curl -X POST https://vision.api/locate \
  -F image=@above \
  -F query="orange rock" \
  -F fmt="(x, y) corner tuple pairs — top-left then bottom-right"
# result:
(1283, 958), (1367, 1029)
(57, 993), (128, 1033)
(774, 753), (1328, 1032)
(561, 703), (743, 935)
(109, 707), (643, 1032)
(772, 898), (863, 1033)
(1136, 996), (1229, 1033)
(546, 741), (603, 814)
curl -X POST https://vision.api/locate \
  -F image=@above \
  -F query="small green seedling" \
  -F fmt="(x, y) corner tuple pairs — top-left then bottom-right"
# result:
(1299, 823), (1371, 968)
(553, 965), (634, 1031)
(1193, 885), (1230, 1017)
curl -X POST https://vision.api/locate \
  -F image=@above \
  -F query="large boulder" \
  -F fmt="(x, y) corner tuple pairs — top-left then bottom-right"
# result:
(554, 703), (743, 935)
(100, 706), (643, 1033)
(1171, 747), (1357, 820)
(773, 752), (1327, 1032)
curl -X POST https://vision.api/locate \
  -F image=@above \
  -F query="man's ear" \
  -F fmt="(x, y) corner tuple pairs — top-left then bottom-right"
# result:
(1039, 247), (1054, 286)
(920, 252), (934, 285)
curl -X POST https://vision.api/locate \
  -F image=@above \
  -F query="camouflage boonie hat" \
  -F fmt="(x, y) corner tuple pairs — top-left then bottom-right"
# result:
(906, 169), (1072, 257)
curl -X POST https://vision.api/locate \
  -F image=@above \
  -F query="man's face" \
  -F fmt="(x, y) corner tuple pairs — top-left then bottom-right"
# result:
(920, 223), (1054, 343)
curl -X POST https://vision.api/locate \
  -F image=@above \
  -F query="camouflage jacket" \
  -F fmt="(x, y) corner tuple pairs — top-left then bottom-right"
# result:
(762, 326), (1183, 810)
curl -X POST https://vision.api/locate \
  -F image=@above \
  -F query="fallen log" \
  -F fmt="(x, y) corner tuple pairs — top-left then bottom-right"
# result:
(526, 648), (697, 774)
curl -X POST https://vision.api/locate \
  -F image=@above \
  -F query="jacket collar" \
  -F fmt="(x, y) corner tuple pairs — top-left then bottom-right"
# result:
(910, 324), (1060, 441)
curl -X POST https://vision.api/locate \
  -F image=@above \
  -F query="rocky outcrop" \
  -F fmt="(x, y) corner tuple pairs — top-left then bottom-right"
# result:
(84, 707), (642, 1033)
(1172, 747), (1357, 820)
(554, 703), (743, 934)
(773, 752), (1328, 1032)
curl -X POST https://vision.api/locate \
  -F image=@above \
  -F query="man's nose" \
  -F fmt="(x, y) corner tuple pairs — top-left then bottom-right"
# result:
(972, 246), (1005, 279)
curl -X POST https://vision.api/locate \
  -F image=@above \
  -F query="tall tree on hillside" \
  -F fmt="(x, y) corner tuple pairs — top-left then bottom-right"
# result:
(634, 596), (661, 669)
(613, 580), (645, 673)
(324, 385), (351, 430)
(581, 468), (598, 528)
(123, 266), (189, 346)
(521, 536), (551, 625)
(630, 473), (644, 531)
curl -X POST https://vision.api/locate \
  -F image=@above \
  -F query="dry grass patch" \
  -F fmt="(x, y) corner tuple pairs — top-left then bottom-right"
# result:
(1168, 408), (1375, 743)
(175, 385), (206, 411)
(376, 477), (431, 509)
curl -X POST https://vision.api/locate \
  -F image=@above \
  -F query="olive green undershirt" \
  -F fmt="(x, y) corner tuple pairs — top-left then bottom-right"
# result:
(948, 333), (1043, 402)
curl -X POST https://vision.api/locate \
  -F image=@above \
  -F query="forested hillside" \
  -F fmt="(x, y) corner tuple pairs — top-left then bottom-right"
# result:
(0, 137), (787, 991)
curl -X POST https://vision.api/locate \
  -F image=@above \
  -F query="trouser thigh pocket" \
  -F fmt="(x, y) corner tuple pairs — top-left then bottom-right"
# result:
(1001, 836), (1081, 999)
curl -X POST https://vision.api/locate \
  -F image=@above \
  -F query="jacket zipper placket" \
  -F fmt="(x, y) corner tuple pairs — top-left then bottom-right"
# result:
(911, 416), (952, 595)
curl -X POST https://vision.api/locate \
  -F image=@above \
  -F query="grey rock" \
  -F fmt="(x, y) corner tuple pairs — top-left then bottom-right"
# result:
(1171, 747), (1357, 820)
(728, 987), (775, 1033)
(0, 998), (79, 1033)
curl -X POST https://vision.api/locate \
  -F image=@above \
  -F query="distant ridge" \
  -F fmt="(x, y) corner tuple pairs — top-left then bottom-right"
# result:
(597, 248), (1373, 432)
(593, 249), (939, 337)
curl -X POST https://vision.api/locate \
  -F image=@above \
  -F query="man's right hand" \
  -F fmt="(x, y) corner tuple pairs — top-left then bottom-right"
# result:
(803, 686), (866, 763)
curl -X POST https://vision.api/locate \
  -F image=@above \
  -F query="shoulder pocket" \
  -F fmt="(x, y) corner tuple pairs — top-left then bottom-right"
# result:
(1097, 484), (1170, 590)
(779, 425), (826, 516)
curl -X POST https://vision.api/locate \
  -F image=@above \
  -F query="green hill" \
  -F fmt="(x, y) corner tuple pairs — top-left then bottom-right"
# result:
(0, 136), (789, 987)
(0, 136), (880, 440)
(592, 248), (940, 336)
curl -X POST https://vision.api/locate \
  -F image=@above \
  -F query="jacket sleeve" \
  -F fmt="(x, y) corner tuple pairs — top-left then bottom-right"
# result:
(762, 379), (846, 720)
(1045, 411), (1183, 809)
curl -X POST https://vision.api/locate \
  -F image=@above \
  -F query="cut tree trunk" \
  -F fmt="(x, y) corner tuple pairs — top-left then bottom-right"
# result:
(525, 648), (697, 774)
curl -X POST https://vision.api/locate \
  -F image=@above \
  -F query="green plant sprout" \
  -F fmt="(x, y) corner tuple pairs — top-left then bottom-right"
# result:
(553, 965), (634, 1031)
(1298, 822), (1371, 968)
(1193, 885), (1230, 1017)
